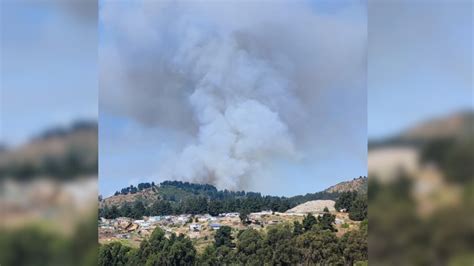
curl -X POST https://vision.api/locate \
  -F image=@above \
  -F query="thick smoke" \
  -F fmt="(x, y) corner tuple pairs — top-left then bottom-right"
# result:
(100, 1), (366, 190)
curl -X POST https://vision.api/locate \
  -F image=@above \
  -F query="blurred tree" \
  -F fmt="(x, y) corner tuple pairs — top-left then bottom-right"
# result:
(214, 226), (234, 248)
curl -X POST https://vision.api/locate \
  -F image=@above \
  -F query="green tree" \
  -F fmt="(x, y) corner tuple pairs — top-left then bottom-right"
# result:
(165, 234), (196, 265)
(293, 220), (303, 236)
(302, 213), (317, 231)
(239, 209), (250, 224)
(265, 225), (299, 265)
(340, 229), (367, 265)
(335, 191), (357, 212)
(214, 226), (234, 248)
(132, 201), (148, 219)
(150, 200), (173, 216)
(296, 230), (343, 265)
(208, 200), (223, 216)
(349, 196), (367, 221)
(236, 229), (264, 265)
(317, 212), (336, 232)
(198, 245), (218, 266)
(119, 203), (133, 218)
(98, 242), (131, 266)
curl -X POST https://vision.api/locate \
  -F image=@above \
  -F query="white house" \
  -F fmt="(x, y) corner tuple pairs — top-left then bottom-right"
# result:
(210, 223), (222, 230)
(189, 223), (201, 232)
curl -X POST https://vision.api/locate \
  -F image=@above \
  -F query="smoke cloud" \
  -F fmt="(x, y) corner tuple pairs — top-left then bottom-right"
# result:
(100, 1), (366, 190)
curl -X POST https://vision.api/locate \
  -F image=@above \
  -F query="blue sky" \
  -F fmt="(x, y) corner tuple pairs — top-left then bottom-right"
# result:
(368, 0), (472, 140)
(1, 1), (97, 146)
(1, 0), (470, 197)
(98, 0), (472, 197)
(98, 0), (368, 197)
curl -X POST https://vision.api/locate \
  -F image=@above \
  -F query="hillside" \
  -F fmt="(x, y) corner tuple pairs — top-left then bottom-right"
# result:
(369, 110), (473, 149)
(286, 200), (336, 213)
(99, 178), (362, 219)
(324, 176), (368, 194)
(0, 121), (98, 180)
(399, 111), (473, 141)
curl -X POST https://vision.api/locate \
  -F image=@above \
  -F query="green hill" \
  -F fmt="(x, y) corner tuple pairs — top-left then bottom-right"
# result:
(99, 179), (368, 219)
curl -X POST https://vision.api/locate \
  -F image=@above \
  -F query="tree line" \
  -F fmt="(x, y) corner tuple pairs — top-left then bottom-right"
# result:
(101, 180), (345, 219)
(100, 189), (367, 223)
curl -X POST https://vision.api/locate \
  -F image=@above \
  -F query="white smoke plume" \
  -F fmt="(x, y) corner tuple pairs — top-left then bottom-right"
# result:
(100, 1), (366, 190)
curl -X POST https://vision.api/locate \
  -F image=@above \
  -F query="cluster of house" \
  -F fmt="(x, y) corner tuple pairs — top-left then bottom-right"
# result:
(99, 213), (241, 240)
(99, 209), (348, 242)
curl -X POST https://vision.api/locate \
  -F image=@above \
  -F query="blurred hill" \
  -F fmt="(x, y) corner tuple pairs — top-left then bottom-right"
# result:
(0, 121), (98, 180)
(369, 110), (473, 149)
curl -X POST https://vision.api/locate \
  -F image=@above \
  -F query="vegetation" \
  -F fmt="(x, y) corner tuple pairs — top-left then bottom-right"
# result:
(0, 121), (97, 181)
(369, 175), (474, 265)
(214, 226), (235, 248)
(335, 191), (368, 221)
(421, 137), (474, 184)
(100, 180), (341, 219)
(98, 221), (368, 265)
(0, 216), (98, 266)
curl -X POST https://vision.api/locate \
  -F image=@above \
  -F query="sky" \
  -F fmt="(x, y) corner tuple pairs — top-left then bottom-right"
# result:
(0, 0), (97, 147)
(1, 0), (470, 197)
(368, 0), (473, 140)
(98, 0), (367, 197)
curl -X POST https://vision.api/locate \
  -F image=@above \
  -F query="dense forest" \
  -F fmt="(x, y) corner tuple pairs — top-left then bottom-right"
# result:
(100, 181), (347, 219)
(99, 213), (368, 266)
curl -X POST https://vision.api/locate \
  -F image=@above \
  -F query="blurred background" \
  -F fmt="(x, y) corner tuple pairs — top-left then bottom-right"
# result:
(0, 0), (98, 265)
(368, 0), (473, 265)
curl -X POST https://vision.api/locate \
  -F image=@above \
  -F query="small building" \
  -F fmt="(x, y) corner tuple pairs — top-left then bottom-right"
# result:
(220, 212), (239, 218)
(126, 223), (139, 232)
(189, 223), (201, 232)
(335, 218), (344, 225)
(116, 234), (129, 239)
(148, 216), (162, 222)
(210, 223), (222, 230)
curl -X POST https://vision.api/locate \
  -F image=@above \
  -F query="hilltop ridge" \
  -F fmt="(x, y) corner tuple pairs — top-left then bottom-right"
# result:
(324, 176), (368, 194)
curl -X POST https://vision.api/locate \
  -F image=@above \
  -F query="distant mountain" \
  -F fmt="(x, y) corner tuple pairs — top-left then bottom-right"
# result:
(369, 110), (473, 149)
(324, 176), (368, 194)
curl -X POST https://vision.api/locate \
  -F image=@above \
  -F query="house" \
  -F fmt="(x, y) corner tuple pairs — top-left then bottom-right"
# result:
(140, 222), (151, 228)
(220, 212), (239, 218)
(148, 216), (161, 222)
(210, 223), (222, 230)
(126, 223), (139, 232)
(189, 223), (201, 232)
(197, 214), (216, 222)
(116, 234), (129, 239)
